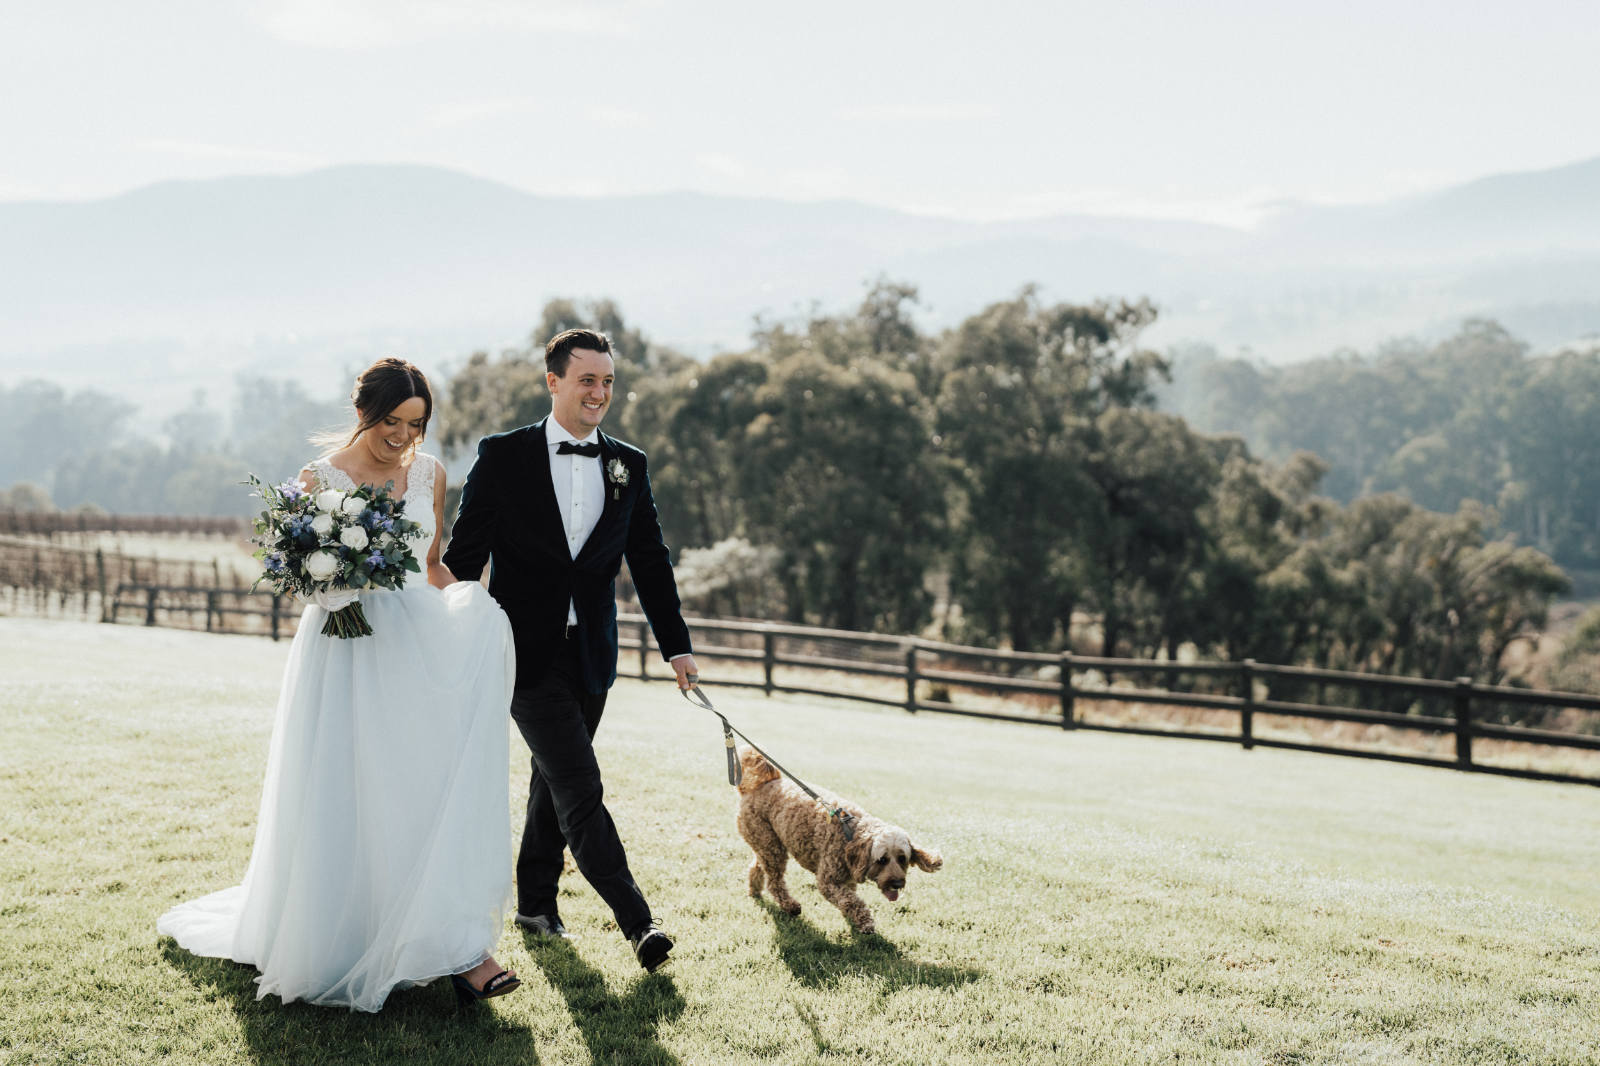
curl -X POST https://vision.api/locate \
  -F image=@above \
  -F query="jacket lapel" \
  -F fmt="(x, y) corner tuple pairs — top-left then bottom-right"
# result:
(576, 431), (625, 564)
(526, 419), (569, 552)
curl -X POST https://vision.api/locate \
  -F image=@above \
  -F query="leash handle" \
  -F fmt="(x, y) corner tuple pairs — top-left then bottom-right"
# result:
(681, 684), (742, 786)
(722, 720), (740, 786)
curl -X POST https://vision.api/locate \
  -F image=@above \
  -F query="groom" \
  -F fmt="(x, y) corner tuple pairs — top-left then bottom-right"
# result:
(443, 327), (698, 973)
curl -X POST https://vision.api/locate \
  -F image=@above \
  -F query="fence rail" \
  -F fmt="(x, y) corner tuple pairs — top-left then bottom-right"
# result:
(616, 614), (1600, 789)
(8, 552), (1598, 788)
(0, 511), (250, 537)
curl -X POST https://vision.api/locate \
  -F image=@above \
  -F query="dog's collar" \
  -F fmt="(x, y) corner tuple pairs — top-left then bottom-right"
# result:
(818, 801), (857, 841)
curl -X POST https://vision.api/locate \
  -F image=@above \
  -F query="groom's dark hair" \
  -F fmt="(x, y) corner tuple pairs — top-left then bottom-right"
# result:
(545, 329), (614, 378)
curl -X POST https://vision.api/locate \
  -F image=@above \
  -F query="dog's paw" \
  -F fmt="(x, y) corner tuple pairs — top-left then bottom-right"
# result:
(853, 920), (877, 935)
(780, 900), (802, 915)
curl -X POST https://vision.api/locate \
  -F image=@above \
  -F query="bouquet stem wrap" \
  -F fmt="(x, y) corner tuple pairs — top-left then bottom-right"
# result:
(321, 601), (375, 638)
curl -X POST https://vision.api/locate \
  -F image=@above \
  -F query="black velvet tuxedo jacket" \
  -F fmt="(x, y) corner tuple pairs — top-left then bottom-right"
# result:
(442, 418), (692, 693)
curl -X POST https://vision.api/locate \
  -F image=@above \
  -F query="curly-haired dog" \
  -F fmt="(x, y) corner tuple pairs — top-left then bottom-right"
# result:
(735, 748), (942, 934)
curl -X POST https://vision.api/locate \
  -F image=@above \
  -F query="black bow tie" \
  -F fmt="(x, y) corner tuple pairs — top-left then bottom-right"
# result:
(557, 440), (601, 458)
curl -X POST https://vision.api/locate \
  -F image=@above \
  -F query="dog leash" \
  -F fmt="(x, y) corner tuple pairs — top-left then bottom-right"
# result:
(679, 680), (858, 841)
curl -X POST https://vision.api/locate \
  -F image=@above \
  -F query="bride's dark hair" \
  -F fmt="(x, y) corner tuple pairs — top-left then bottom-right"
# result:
(312, 358), (434, 458)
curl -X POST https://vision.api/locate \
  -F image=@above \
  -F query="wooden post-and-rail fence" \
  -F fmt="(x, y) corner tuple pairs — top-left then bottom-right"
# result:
(618, 612), (1600, 790)
(8, 557), (1598, 789)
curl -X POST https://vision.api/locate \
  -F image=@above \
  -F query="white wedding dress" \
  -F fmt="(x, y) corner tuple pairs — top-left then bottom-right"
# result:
(158, 453), (516, 1012)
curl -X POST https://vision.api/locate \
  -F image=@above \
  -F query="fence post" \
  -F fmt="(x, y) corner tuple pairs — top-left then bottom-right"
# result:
(270, 594), (282, 641)
(762, 628), (775, 697)
(904, 642), (918, 714)
(144, 586), (157, 627)
(1060, 651), (1076, 729)
(205, 590), (218, 633)
(638, 621), (650, 680)
(1240, 659), (1255, 750)
(1453, 677), (1474, 770)
(96, 549), (109, 621)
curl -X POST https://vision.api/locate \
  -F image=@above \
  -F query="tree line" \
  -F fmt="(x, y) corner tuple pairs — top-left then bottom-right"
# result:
(1158, 321), (1600, 573)
(439, 286), (1570, 688)
(4, 284), (1580, 687)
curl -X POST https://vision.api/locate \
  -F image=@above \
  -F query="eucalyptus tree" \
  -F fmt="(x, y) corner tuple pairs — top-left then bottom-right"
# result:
(932, 289), (1167, 652)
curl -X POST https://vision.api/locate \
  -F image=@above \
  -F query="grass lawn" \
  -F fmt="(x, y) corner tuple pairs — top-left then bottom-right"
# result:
(2, 618), (1598, 1065)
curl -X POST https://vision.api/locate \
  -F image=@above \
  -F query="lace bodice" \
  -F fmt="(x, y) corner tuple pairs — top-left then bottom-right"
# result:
(307, 453), (437, 560)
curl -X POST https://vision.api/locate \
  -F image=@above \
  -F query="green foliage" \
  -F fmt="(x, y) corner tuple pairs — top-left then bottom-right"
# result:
(1162, 320), (1600, 568)
(8, 377), (347, 517)
(437, 288), (1572, 689)
(932, 290), (1168, 651)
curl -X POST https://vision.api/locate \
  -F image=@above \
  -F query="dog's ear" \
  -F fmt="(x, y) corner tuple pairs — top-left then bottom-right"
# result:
(910, 844), (943, 873)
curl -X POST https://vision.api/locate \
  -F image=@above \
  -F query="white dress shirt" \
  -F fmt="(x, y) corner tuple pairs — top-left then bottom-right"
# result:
(543, 417), (692, 665)
(545, 418), (605, 625)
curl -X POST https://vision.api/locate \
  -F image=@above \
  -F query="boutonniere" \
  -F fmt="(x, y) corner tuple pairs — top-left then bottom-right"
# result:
(606, 458), (629, 500)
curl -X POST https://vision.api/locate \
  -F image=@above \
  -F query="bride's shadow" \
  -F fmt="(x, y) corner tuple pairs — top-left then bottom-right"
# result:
(160, 939), (541, 1066)
(521, 934), (684, 1066)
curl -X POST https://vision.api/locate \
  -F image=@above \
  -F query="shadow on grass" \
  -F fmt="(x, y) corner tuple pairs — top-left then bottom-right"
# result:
(160, 939), (539, 1065)
(756, 899), (982, 994)
(520, 933), (685, 1066)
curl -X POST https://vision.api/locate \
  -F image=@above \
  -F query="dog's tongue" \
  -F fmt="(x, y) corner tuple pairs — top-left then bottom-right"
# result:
(884, 888), (900, 902)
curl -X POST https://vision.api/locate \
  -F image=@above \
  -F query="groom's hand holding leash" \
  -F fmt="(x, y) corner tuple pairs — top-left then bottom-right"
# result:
(673, 655), (700, 692)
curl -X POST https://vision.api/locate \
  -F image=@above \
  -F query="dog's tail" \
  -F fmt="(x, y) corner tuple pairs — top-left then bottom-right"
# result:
(736, 747), (781, 793)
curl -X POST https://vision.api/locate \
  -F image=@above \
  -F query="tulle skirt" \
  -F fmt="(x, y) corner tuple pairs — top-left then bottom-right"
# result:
(158, 581), (516, 1012)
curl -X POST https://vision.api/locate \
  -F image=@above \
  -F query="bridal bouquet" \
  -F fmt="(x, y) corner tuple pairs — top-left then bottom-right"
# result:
(246, 474), (424, 638)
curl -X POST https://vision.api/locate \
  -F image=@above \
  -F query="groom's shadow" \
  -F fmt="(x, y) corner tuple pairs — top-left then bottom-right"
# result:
(160, 938), (540, 1066)
(521, 933), (685, 1066)
(755, 898), (983, 995)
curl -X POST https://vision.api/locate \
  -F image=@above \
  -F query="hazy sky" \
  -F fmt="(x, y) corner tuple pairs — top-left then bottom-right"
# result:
(4, 0), (1599, 226)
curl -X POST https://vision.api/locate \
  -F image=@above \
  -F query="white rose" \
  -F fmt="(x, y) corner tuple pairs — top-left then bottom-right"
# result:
(341, 496), (367, 517)
(377, 532), (396, 549)
(316, 489), (345, 513)
(310, 512), (336, 538)
(339, 525), (369, 550)
(304, 549), (341, 582)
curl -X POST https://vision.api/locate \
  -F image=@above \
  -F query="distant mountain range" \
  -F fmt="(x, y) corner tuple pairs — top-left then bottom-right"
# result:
(3, 157), (1598, 416)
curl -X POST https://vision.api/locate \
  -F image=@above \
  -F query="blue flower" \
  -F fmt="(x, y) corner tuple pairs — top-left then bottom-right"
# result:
(367, 551), (386, 568)
(276, 481), (304, 500)
(381, 517), (396, 533)
(265, 553), (287, 573)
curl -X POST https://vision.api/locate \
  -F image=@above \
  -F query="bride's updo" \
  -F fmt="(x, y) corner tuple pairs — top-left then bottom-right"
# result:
(314, 358), (434, 459)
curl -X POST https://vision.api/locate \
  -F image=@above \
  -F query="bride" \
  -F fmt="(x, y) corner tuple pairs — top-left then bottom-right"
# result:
(158, 357), (521, 1011)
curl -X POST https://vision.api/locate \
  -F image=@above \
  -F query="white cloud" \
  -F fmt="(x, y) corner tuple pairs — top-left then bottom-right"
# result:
(426, 97), (545, 127)
(257, 0), (641, 50)
(133, 139), (327, 168)
(586, 106), (647, 129)
(835, 103), (996, 123)
(695, 153), (750, 180)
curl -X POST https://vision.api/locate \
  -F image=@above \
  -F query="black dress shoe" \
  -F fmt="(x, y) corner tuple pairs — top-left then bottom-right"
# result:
(515, 913), (570, 939)
(628, 924), (673, 973)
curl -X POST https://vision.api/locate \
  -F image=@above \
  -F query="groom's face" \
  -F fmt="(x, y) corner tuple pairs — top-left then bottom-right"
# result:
(548, 347), (615, 437)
